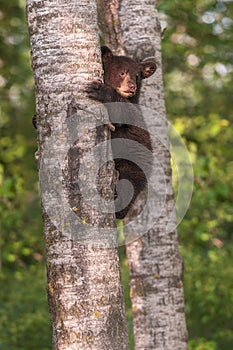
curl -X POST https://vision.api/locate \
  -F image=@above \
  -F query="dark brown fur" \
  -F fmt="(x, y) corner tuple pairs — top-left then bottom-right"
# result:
(87, 46), (156, 219)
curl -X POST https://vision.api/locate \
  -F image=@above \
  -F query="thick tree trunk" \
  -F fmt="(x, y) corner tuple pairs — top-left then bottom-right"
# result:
(26, 1), (129, 349)
(97, 0), (188, 349)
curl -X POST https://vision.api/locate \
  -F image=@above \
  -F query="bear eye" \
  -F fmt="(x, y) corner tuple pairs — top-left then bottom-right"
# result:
(120, 71), (126, 77)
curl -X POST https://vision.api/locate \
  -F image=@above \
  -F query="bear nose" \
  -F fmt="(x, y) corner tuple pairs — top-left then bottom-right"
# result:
(128, 82), (136, 91)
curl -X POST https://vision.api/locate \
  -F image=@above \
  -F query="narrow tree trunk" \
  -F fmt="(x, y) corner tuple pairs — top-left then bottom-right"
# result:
(26, 1), (129, 349)
(96, 0), (124, 55)
(97, 1), (188, 349)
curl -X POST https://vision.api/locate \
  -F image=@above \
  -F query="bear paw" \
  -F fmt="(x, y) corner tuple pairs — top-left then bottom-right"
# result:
(86, 79), (105, 101)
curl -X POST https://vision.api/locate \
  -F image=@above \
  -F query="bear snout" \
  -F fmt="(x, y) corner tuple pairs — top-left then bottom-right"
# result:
(128, 81), (137, 93)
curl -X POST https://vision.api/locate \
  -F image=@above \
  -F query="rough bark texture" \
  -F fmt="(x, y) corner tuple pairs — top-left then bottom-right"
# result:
(96, 0), (124, 55)
(26, 1), (129, 349)
(120, 2), (188, 349)
(97, 0), (188, 349)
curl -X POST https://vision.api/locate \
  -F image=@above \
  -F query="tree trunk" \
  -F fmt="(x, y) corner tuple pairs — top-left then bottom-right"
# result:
(26, 1), (129, 349)
(97, 0), (188, 349)
(96, 0), (124, 55)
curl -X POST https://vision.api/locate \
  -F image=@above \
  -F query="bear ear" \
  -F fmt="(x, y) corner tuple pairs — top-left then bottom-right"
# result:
(101, 46), (113, 62)
(140, 61), (157, 79)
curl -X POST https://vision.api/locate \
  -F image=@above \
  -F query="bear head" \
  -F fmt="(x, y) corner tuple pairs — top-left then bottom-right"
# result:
(101, 46), (157, 99)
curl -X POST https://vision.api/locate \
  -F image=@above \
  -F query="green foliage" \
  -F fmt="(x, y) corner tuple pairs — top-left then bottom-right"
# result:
(0, 265), (52, 350)
(0, 0), (42, 270)
(183, 245), (233, 349)
(158, 0), (233, 349)
(189, 338), (217, 350)
(119, 246), (134, 350)
(0, 1), (48, 348)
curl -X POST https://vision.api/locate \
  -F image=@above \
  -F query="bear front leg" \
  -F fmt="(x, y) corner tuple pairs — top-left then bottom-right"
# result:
(107, 123), (115, 131)
(86, 80), (116, 103)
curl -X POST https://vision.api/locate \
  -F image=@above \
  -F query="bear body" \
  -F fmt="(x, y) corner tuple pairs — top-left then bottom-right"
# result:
(87, 46), (156, 219)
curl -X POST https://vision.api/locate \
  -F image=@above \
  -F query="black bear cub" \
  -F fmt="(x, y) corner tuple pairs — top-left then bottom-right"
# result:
(87, 46), (157, 219)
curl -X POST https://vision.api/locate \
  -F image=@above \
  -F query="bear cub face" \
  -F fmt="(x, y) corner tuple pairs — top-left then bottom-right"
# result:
(101, 46), (156, 99)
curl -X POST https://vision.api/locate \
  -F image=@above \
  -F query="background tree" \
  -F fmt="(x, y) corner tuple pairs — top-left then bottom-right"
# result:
(26, 0), (129, 349)
(97, 1), (188, 349)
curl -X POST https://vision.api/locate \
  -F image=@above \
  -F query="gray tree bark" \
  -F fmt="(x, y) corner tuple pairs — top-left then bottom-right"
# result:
(96, 0), (188, 349)
(96, 0), (124, 55)
(26, 1), (129, 349)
